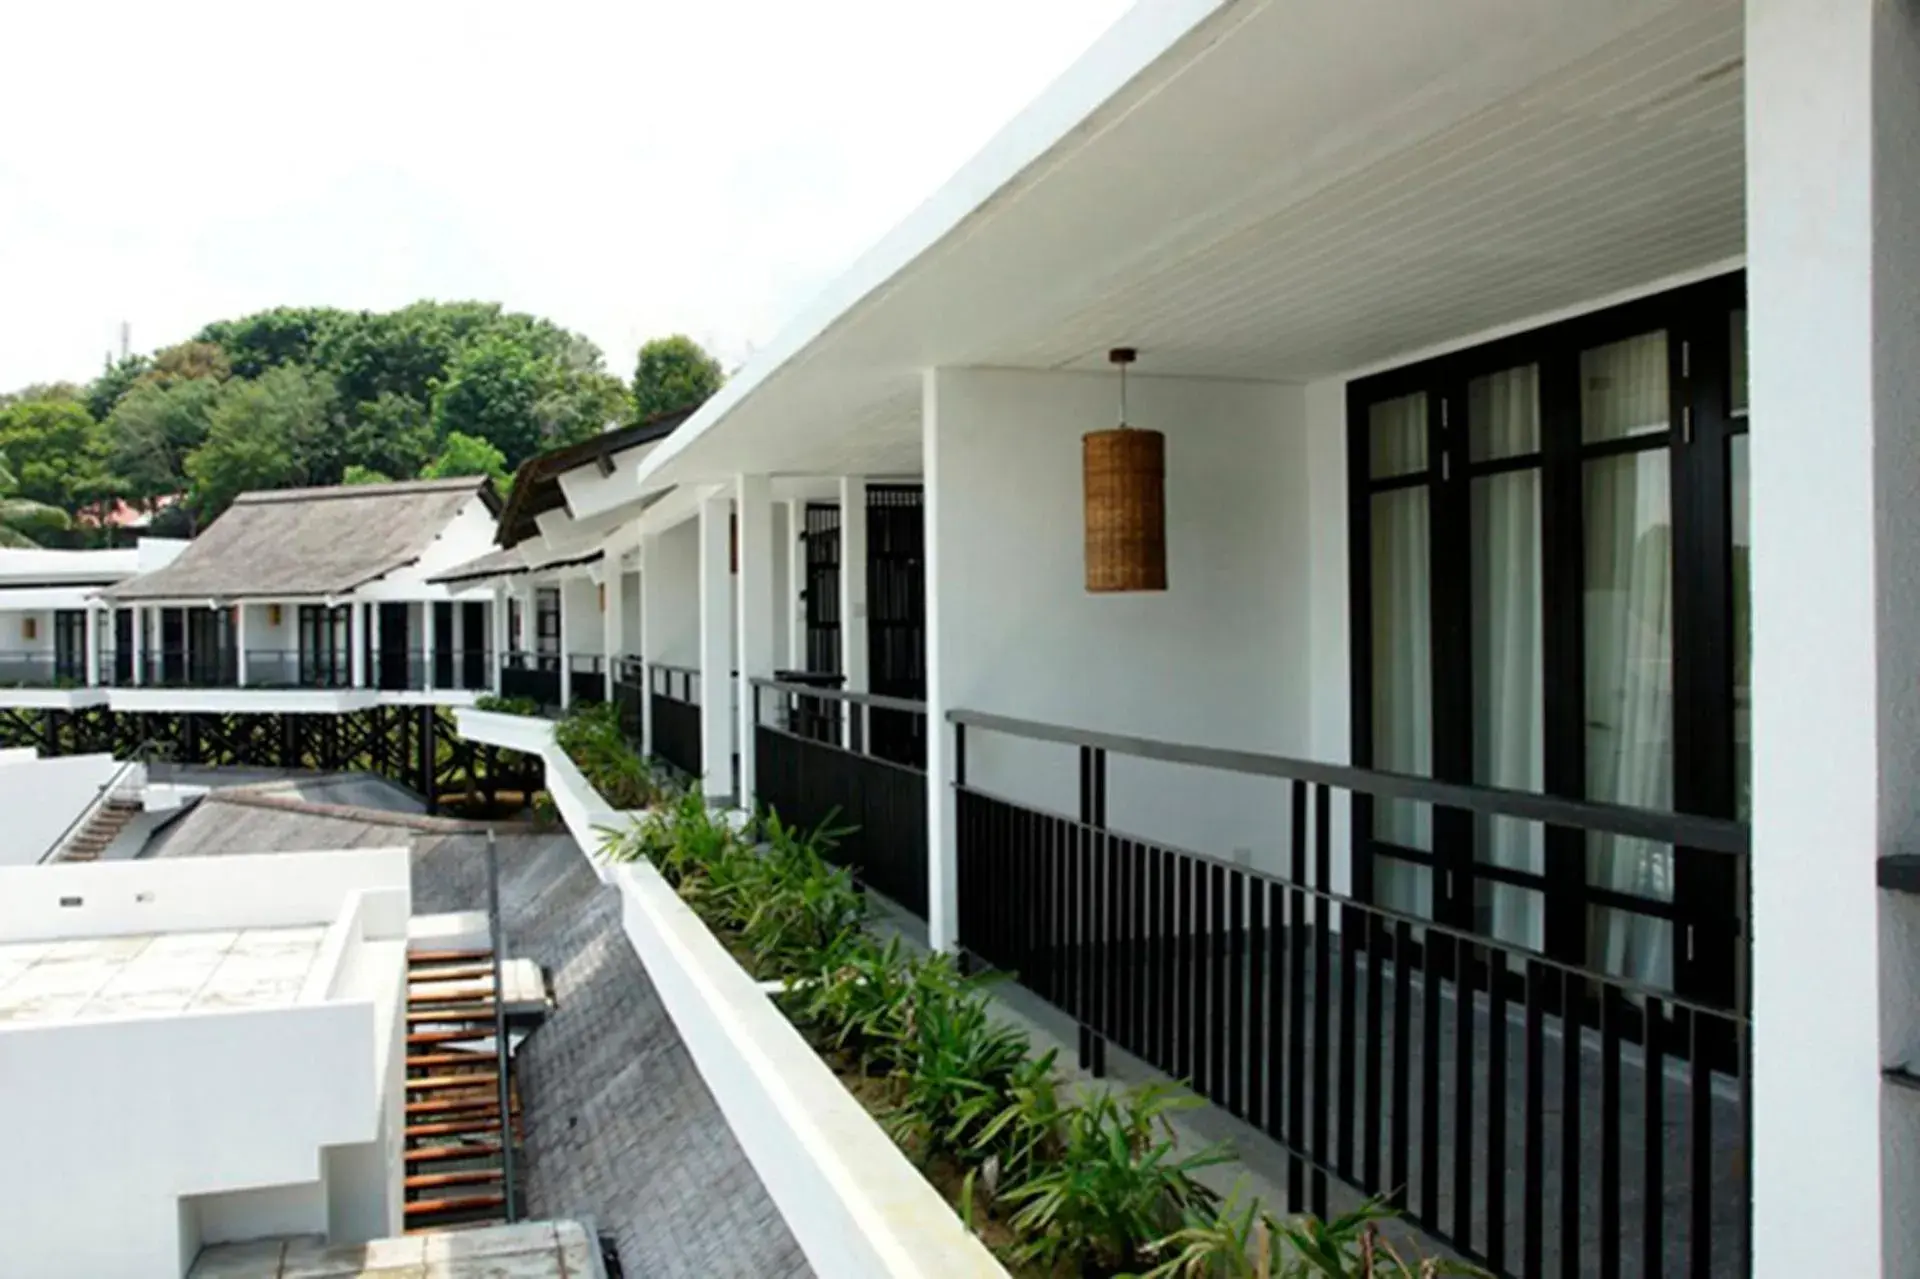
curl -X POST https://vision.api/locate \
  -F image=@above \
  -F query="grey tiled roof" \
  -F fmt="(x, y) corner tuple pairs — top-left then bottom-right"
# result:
(103, 477), (495, 601)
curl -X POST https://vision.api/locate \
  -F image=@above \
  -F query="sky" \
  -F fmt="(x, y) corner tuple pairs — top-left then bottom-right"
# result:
(0, 0), (1132, 392)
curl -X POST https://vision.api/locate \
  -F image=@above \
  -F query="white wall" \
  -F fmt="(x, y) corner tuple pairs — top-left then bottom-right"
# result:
(0, 848), (412, 941)
(621, 568), (642, 658)
(0, 753), (123, 866)
(380, 494), (499, 588)
(1747, 0), (1920, 1271)
(648, 518), (701, 668)
(925, 367), (1312, 881)
(562, 575), (603, 656)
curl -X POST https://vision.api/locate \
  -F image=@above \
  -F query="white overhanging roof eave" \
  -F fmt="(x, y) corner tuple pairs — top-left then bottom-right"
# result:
(620, 0), (1235, 495)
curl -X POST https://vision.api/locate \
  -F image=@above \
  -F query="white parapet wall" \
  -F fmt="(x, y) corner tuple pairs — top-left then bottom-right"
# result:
(0, 752), (129, 866)
(0, 849), (412, 1278)
(613, 861), (1007, 1279)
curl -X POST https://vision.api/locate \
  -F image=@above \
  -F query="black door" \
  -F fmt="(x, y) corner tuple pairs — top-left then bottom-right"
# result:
(160, 608), (185, 684)
(433, 601), (455, 689)
(803, 503), (841, 674)
(113, 609), (133, 684)
(378, 602), (409, 691)
(461, 601), (487, 689)
(866, 485), (926, 767)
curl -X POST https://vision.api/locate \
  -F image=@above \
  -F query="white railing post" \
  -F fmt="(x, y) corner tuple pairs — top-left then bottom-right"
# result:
(698, 492), (737, 800)
(736, 474), (775, 806)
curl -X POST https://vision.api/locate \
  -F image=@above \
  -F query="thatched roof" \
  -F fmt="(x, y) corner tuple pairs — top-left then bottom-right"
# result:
(103, 477), (499, 602)
(495, 407), (694, 548)
(428, 545), (602, 587)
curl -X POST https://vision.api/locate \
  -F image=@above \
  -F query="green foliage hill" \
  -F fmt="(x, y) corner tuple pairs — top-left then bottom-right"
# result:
(0, 305), (728, 546)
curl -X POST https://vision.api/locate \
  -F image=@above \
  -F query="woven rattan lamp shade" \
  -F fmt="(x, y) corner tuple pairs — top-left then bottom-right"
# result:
(1083, 426), (1166, 592)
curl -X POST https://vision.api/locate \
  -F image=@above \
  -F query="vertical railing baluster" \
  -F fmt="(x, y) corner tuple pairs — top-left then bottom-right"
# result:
(1119, 836), (1137, 1056)
(1338, 895), (1359, 1183)
(1228, 869), (1247, 1118)
(1157, 846), (1176, 1072)
(1132, 838), (1150, 1067)
(1391, 919), (1412, 1212)
(1178, 855), (1197, 1085)
(1487, 948), (1509, 1273)
(1421, 924), (1443, 1226)
(1267, 879), (1286, 1146)
(1690, 1008), (1714, 1277)
(1643, 996), (1666, 1279)
(1523, 960), (1546, 1279)
(1561, 969), (1583, 1279)
(1208, 860), (1228, 1105)
(1247, 870), (1267, 1131)
(1600, 984), (1621, 1279)
(1311, 783), (1331, 1215)
(1288, 780), (1310, 1210)
(1190, 855), (1211, 1092)
(1364, 911), (1385, 1194)
(1452, 936), (1476, 1251)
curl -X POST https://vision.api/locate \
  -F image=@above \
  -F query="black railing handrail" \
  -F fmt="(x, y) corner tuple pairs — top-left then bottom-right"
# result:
(753, 676), (927, 715)
(947, 708), (1747, 856)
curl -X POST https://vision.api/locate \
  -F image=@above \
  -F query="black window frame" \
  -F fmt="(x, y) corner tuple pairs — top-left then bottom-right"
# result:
(1347, 272), (1747, 1006)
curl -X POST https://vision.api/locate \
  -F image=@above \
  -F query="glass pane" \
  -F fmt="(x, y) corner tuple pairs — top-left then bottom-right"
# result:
(1731, 435), (1751, 820)
(1369, 393), (1428, 479)
(1370, 486), (1432, 918)
(1468, 364), (1541, 461)
(1583, 448), (1675, 987)
(1730, 308), (1749, 418)
(1471, 468), (1544, 950)
(1581, 332), (1669, 443)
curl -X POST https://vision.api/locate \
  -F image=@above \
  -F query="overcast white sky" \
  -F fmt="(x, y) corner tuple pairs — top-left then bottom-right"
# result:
(0, 0), (1131, 391)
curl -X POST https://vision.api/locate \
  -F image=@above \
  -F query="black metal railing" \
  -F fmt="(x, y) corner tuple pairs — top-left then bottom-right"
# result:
(240, 650), (355, 690)
(138, 647), (238, 688)
(501, 651), (561, 712)
(612, 656), (645, 747)
(752, 678), (929, 922)
(948, 709), (1749, 1279)
(0, 650), (77, 688)
(649, 663), (701, 779)
(567, 653), (606, 705)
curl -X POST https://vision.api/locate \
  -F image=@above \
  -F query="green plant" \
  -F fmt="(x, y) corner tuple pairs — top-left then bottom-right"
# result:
(474, 694), (540, 716)
(555, 701), (661, 809)
(999, 1084), (1229, 1275)
(1140, 1196), (1486, 1278)
(529, 790), (558, 828)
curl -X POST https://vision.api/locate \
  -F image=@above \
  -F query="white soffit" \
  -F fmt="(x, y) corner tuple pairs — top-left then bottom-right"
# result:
(642, 0), (1743, 485)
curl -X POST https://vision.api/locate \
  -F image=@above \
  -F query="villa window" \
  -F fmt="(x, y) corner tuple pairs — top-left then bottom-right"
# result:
(1349, 274), (1748, 1005)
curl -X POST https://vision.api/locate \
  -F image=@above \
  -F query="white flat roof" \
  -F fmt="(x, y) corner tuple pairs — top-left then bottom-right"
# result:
(191, 1220), (598, 1279)
(0, 925), (328, 1024)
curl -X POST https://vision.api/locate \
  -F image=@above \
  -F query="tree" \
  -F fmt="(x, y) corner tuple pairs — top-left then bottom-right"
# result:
(337, 390), (435, 483)
(0, 452), (70, 548)
(632, 334), (723, 421)
(198, 307), (349, 379)
(106, 377), (223, 527)
(184, 366), (338, 522)
(138, 341), (230, 389)
(421, 431), (509, 487)
(86, 354), (151, 422)
(0, 395), (116, 532)
(342, 464), (393, 486)
(429, 333), (545, 467)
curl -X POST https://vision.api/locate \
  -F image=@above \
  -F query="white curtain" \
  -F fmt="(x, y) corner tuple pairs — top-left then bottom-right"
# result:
(1469, 367), (1544, 952)
(1581, 334), (1675, 986)
(1369, 395), (1432, 917)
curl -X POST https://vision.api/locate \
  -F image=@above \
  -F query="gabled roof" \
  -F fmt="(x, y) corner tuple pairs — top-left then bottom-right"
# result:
(103, 477), (500, 602)
(495, 408), (696, 548)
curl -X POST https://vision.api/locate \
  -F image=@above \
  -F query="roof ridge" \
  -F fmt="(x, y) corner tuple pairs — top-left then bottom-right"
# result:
(235, 476), (488, 505)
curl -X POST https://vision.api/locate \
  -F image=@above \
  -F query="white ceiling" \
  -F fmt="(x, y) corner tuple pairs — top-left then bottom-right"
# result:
(640, 0), (1745, 486)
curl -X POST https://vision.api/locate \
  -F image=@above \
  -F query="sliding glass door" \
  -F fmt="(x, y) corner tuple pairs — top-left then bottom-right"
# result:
(1350, 274), (1747, 1003)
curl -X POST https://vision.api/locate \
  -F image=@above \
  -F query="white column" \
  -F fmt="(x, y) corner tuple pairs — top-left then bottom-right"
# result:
(422, 599), (437, 693)
(1750, 1), (1920, 1272)
(130, 605), (143, 686)
(451, 599), (466, 690)
(557, 580), (572, 709)
(490, 588), (507, 693)
(351, 602), (368, 688)
(83, 607), (99, 687)
(639, 532), (663, 754)
(369, 602), (383, 690)
(180, 608), (192, 682)
(922, 375), (956, 951)
(838, 477), (869, 693)
(786, 497), (807, 669)
(698, 492), (737, 800)
(235, 605), (250, 687)
(604, 548), (626, 671)
(736, 474), (775, 806)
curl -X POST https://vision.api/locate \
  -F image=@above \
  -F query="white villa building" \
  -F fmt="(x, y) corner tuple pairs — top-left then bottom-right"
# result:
(0, 538), (186, 702)
(455, 0), (1919, 1274)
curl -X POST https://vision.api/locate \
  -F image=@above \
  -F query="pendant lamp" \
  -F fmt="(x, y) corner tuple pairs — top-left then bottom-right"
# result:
(1083, 347), (1166, 592)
